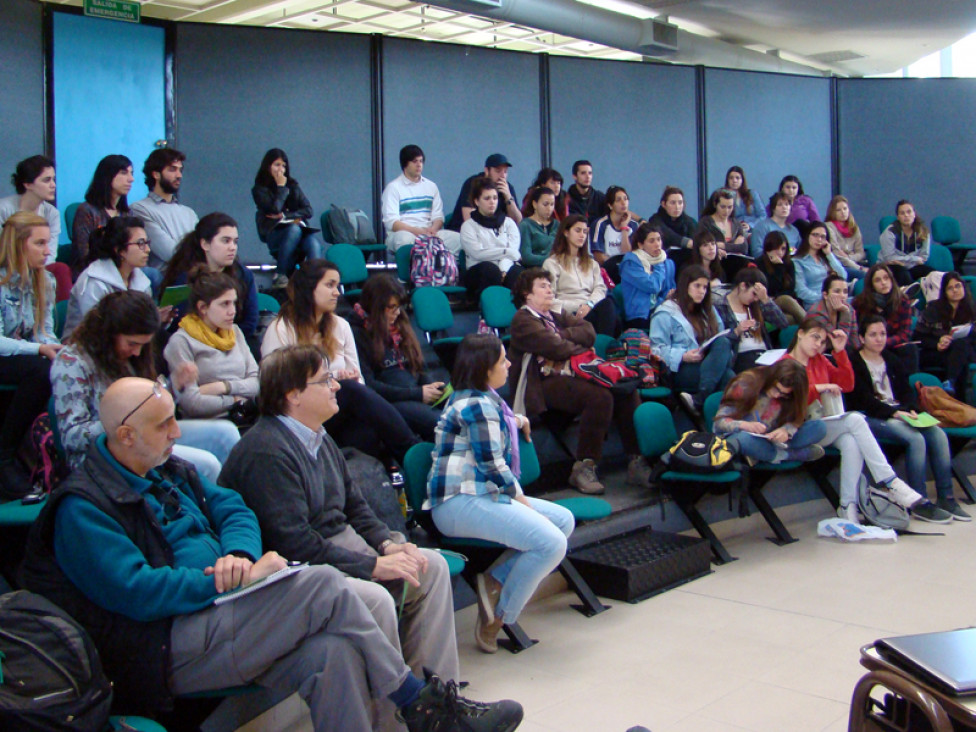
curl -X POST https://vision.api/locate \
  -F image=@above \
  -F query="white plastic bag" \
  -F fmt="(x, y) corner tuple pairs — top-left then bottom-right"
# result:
(817, 517), (897, 542)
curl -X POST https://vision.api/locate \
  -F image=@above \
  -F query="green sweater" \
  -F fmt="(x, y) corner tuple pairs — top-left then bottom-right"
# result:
(519, 218), (557, 266)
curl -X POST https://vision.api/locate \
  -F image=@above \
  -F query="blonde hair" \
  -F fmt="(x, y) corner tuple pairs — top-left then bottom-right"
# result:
(0, 211), (52, 339)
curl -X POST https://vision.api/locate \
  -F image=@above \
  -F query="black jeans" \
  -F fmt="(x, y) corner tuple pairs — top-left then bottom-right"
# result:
(583, 297), (618, 337)
(464, 262), (523, 300)
(0, 354), (52, 453)
(327, 379), (419, 464)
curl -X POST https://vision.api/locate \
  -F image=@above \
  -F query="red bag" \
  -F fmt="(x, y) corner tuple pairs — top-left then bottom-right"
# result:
(569, 350), (641, 394)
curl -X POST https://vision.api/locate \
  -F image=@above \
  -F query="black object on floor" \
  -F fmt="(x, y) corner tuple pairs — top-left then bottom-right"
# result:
(568, 527), (711, 603)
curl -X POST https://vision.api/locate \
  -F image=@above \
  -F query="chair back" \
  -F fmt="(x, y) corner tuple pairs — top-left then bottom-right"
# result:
(864, 244), (881, 266)
(909, 371), (941, 389)
(593, 333), (617, 358)
(256, 292), (280, 313)
(412, 286), (454, 333)
(931, 216), (961, 246)
(396, 244), (414, 283)
(53, 300), (68, 339)
(852, 276), (865, 297)
(325, 243), (368, 285)
(878, 216), (896, 234)
(480, 286), (516, 330)
(928, 243), (954, 273)
(703, 392), (723, 431)
(402, 442), (436, 514)
(633, 401), (679, 459)
(518, 435), (541, 487)
(64, 202), (81, 241)
(611, 287), (625, 317)
(778, 324), (799, 349)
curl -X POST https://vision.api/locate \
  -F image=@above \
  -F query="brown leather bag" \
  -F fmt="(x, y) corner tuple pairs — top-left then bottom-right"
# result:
(915, 382), (976, 428)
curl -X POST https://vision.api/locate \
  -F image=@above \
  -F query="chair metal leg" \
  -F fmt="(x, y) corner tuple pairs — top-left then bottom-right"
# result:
(951, 462), (976, 504)
(805, 463), (840, 508)
(497, 621), (538, 654)
(557, 558), (610, 617)
(748, 486), (798, 546)
(675, 500), (737, 565)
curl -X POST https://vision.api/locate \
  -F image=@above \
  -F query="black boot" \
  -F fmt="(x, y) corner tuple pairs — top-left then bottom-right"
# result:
(397, 669), (524, 732)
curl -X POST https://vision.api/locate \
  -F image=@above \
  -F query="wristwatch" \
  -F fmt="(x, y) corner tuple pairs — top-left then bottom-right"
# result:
(378, 539), (395, 554)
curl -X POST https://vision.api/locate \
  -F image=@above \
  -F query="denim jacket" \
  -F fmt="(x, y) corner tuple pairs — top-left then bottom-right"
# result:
(0, 268), (58, 356)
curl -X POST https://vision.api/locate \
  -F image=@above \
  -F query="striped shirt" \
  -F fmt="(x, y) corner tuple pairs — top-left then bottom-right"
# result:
(381, 174), (444, 231)
(425, 389), (522, 509)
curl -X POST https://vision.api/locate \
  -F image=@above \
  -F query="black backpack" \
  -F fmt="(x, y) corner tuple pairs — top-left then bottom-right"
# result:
(661, 431), (737, 473)
(0, 591), (113, 731)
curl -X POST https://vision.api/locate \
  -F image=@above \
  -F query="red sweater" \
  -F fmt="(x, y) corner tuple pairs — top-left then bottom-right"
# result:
(786, 349), (855, 404)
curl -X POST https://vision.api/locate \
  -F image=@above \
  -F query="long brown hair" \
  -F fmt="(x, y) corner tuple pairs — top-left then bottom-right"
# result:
(277, 259), (341, 360)
(359, 274), (425, 375)
(549, 214), (594, 273)
(690, 228), (725, 281)
(852, 263), (904, 318)
(70, 290), (160, 380)
(160, 212), (243, 294)
(757, 231), (794, 292)
(719, 360), (809, 429)
(793, 220), (830, 263)
(826, 195), (859, 236)
(673, 265), (718, 343)
(0, 211), (52, 339)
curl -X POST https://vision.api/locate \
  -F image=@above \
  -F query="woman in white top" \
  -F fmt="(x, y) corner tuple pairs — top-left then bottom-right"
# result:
(460, 175), (522, 298)
(261, 259), (421, 463)
(542, 214), (616, 336)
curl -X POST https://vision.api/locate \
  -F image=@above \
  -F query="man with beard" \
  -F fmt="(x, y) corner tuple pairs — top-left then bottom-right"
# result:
(131, 149), (199, 268)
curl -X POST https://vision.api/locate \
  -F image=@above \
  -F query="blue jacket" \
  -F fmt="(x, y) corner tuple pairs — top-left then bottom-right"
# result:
(650, 298), (725, 373)
(619, 253), (674, 322)
(793, 252), (846, 307)
(749, 217), (800, 258)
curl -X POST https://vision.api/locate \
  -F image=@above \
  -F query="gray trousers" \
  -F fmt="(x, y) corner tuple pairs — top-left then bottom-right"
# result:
(168, 564), (411, 732)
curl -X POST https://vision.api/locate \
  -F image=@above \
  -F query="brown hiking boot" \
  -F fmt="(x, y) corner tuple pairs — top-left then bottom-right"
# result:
(569, 459), (604, 494)
(475, 572), (503, 653)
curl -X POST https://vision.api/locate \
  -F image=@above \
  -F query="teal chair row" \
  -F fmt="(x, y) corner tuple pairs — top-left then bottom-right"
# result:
(394, 244), (466, 297)
(931, 215), (976, 270)
(411, 287), (463, 370)
(878, 216), (896, 235)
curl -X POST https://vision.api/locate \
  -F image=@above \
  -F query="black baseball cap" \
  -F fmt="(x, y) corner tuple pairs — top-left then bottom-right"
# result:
(484, 153), (513, 168)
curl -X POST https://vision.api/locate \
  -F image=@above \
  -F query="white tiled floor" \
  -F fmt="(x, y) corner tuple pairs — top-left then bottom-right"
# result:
(238, 496), (976, 731)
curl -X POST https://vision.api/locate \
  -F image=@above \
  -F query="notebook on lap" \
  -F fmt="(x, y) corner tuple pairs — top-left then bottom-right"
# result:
(876, 627), (976, 696)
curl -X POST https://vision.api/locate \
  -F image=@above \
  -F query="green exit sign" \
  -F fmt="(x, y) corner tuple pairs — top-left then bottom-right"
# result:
(84, 0), (141, 23)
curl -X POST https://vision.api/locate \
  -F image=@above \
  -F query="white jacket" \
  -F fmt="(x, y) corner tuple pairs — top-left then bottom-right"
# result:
(460, 217), (521, 272)
(63, 259), (152, 338)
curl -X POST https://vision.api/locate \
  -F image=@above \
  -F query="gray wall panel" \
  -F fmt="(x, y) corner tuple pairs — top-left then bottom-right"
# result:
(705, 69), (831, 221)
(175, 24), (372, 264)
(550, 57), (698, 220)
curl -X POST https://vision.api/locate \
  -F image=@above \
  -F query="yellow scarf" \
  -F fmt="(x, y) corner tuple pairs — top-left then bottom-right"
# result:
(179, 313), (236, 351)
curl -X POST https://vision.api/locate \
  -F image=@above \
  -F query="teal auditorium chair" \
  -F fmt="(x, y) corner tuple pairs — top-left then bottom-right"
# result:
(878, 216), (896, 234)
(57, 202), (82, 265)
(325, 243), (368, 299)
(53, 300), (68, 339)
(256, 292), (280, 313)
(319, 211), (386, 260)
(910, 371), (976, 503)
(931, 215), (976, 270)
(411, 286), (463, 370)
(479, 286), (516, 338)
(634, 401), (744, 564)
(864, 244), (881, 267)
(778, 325), (799, 350)
(928, 242), (954, 273)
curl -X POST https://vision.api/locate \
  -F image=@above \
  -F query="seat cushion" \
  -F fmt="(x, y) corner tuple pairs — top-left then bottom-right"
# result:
(553, 496), (612, 521)
(662, 470), (740, 482)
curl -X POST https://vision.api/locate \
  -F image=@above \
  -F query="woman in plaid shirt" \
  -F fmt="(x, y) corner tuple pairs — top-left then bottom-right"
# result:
(427, 334), (574, 654)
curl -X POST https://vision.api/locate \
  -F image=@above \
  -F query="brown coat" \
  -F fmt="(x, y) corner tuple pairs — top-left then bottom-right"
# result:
(507, 306), (595, 416)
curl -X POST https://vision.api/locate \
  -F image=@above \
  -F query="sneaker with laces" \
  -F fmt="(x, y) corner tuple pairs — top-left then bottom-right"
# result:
(937, 497), (973, 522)
(881, 477), (923, 509)
(627, 455), (652, 487)
(912, 501), (953, 524)
(398, 669), (524, 732)
(838, 503), (861, 524)
(569, 459), (604, 494)
(475, 573), (503, 653)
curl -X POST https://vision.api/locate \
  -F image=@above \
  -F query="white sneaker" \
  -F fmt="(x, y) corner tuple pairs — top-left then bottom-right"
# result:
(838, 503), (861, 524)
(882, 477), (923, 509)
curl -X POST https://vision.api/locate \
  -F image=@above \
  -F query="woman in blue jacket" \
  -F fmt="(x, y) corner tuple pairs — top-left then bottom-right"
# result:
(650, 265), (735, 416)
(792, 220), (846, 308)
(619, 222), (675, 331)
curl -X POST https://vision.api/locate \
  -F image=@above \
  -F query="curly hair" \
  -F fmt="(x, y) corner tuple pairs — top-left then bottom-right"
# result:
(69, 290), (160, 380)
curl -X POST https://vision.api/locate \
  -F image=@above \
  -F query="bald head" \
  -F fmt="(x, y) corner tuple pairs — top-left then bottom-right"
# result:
(101, 377), (180, 476)
(101, 377), (160, 436)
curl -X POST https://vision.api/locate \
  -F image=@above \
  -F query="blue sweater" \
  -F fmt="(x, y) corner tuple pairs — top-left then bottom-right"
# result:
(749, 217), (801, 258)
(54, 436), (262, 621)
(793, 252), (846, 307)
(618, 253), (675, 322)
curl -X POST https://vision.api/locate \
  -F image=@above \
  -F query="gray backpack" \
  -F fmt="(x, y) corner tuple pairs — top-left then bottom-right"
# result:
(326, 205), (377, 245)
(857, 474), (910, 531)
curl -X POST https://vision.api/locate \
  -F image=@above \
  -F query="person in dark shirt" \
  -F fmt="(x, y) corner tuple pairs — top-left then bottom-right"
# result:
(566, 159), (606, 225)
(446, 153), (521, 232)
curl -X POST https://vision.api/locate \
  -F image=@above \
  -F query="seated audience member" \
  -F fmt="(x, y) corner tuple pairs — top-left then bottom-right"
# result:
(786, 318), (945, 524)
(130, 148), (198, 269)
(263, 261), (421, 460)
(879, 199), (935, 286)
(63, 216), (154, 338)
(825, 195), (868, 279)
(518, 186), (558, 266)
(852, 263), (918, 373)
(805, 273), (860, 351)
(220, 345), (461, 690)
(793, 220), (846, 308)
(164, 269), (258, 419)
(0, 156), (60, 264)
(70, 154), (134, 275)
(447, 154), (521, 232)
(690, 228), (729, 297)
(724, 166), (764, 225)
(915, 271), (976, 396)
(650, 265), (735, 416)
(20, 377), (521, 731)
(755, 231), (806, 324)
(460, 176), (523, 298)
(770, 175), (819, 234)
(749, 192), (801, 257)
(427, 334), (574, 653)
(647, 186), (697, 266)
(543, 214), (616, 336)
(52, 292), (238, 482)
(523, 168), (568, 221)
(566, 160), (606, 225)
(590, 185), (638, 283)
(715, 268), (788, 373)
(849, 315), (968, 521)
(696, 188), (750, 260)
(350, 274), (445, 443)
(619, 222), (675, 331)
(251, 148), (327, 288)
(0, 212), (61, 491)
(509, 268), (644, 495)
(160, 212), (260, 357)
(713, 359), (825, 464)
(381, 144), (461, 255)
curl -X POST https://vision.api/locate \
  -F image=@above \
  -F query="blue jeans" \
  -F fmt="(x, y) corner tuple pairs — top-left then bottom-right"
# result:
(432, 494), (574, 623)
(725, 419), (826, 463)
(174, 418), (241, 482)
(266, 223), (327, 277)
(865, 417), (953, 500)
(674, 335), (735, 406)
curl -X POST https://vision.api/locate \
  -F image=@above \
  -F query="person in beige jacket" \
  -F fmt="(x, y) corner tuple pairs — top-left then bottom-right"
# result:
(542, 214), (617, 335)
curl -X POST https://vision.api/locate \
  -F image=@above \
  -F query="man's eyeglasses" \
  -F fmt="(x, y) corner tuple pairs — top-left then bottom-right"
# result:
(120, 376), (167, 426)
(307, 372), (338, 388)
(130, 238), (152, 250)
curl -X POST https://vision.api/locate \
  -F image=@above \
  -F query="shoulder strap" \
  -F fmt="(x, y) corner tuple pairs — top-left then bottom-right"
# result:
(512, 352), (533, 415)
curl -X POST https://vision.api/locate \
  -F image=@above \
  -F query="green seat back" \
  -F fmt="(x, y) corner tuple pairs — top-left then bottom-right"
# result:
(639, 386), (671, 401)
(852, 277), (865, 297)
(325, 243), (368, 285)
(778, 325), (799, 349)
(593, 333), (617, 358)
(633, 401), (678, 459)
(402, 442), (435, 514)
(54, 300), (68, 339)
(611, 287), (625, 316)
(0, 498), (45, 526)
(703, 391), (723, 431)
(518, 435), (540, 487)
(56, 244), (73, 265)
(928, 243), (954, 273)
(909, 371), (941, 389)
(963, 276), (976, 301)
(878, 216), (896, 234)
(257, 292), (280, 313)
(64, 202), (81, 242)
(396, 244), (413, 282)
(108, 716), (168, 732)
(412, 286), (454, 333)
(931, 216), (961, 246)
(864, 244), (881, 266)
(480, 286), (516, 330)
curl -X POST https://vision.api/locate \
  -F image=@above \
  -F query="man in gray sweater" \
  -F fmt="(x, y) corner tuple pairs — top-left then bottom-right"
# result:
(220, 345), (461, 729)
